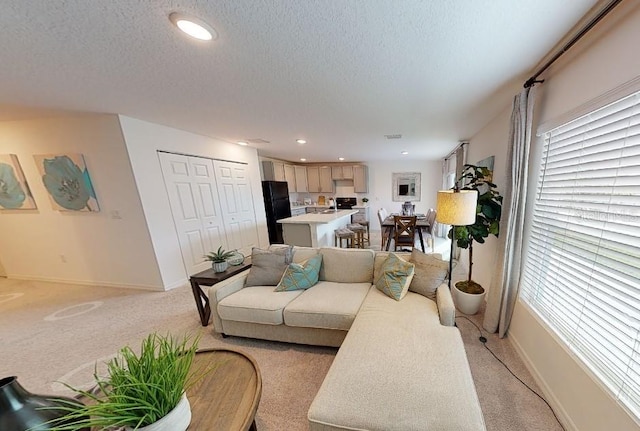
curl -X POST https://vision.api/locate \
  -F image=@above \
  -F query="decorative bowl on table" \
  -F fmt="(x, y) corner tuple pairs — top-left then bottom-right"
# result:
(227, 251), (245, 266)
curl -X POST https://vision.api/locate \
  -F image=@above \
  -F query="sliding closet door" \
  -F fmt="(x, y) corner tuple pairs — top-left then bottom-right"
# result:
(159, 152), (227, 275)
(213, 160), (260, 254)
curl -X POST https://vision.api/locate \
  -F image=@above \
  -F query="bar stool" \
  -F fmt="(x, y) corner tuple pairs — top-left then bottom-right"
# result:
(335, 228), (355, 248)
(351, 214), (370, 246)
(347, 223), (367, 249)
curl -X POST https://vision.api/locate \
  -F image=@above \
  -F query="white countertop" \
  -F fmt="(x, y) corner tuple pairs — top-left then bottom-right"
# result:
(278, 210), (358, 224)
(290, 204), (369, 210)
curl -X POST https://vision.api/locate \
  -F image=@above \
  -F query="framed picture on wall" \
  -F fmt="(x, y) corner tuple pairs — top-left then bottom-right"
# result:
(0, 154), (37, 210)
(33, 153), (100, 212)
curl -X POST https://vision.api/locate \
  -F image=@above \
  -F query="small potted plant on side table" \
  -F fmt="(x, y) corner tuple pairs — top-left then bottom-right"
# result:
(204, 246), (235, 273)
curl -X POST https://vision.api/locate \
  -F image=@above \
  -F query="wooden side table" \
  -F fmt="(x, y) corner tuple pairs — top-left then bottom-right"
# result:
(189, 348), (262, 431)
(189, 259), (252, 326)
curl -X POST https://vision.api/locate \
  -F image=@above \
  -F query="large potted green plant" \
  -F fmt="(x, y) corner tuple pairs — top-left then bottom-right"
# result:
(42, 333), (206, 431)
(451, 164), (502, 314)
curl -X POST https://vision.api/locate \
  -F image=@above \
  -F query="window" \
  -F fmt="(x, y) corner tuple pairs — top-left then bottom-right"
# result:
(520, 91), (640, 419)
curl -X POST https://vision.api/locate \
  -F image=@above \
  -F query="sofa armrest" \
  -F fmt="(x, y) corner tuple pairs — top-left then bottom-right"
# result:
(207, 269), (250, 332)
(436, 283), (456, 326)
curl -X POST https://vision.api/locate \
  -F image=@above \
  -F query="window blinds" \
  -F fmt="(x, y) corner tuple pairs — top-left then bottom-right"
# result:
(520, 90), (640, 420)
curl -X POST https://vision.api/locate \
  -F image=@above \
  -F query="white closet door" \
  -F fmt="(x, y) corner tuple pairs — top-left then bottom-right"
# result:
(159, 153), (227, 275)
(214, 160), (259, 254)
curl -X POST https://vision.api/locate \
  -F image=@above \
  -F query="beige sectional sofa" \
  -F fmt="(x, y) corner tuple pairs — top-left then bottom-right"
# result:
(207, 246), (486, 430)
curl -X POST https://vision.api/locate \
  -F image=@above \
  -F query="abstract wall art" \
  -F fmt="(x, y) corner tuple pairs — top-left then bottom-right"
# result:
(0, 154), (37, 210)
(33, 153), (100, 212)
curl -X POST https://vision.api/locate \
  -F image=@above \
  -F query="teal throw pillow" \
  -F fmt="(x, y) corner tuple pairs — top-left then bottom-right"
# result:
(374, 253), (415, 301)
(275, 254), (323, 291)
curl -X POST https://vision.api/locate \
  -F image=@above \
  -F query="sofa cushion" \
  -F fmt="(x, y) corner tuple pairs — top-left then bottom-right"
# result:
(408, 248), (449, 301)
(245, 246), (293, 286)
(374, 253), (415, 301)
(217, 285), (303, 325)
(373, 251), (410, 281)
(308, 287), (486, 431)
(284, 281), (370, 330)
(269, 244), (319, 263)
(319, 248), (375, 283)
(275, 254), (323, 291)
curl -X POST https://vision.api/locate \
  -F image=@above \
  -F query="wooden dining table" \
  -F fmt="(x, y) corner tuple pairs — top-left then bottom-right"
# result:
(382, 215), (431, 252)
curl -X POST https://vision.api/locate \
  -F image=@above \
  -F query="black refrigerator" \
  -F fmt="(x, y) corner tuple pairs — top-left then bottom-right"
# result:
(262, 181), (291, 244)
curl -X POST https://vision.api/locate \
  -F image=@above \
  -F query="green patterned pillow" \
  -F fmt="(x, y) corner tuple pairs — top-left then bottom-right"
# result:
(374, 253), (415, 301)
(275, 254), (323, 291)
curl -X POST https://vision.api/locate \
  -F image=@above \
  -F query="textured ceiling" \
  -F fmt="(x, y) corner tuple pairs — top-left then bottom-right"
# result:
(0, 0), (598, 162)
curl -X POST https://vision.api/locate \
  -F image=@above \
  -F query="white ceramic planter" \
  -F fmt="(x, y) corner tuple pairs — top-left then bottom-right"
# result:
(453, 283), (486, 315)
(212, 261), (228, 273)
(126, 394), (191, 431)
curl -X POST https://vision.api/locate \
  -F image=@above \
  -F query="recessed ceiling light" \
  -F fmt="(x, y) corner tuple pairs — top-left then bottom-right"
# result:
(338, 157), (345, 161)
(300, 158), (307, 161)
(401, 151), (409, 155)
(237, 141), (248, 146)
(296, 139), (307, 144)
(169, 13), (217, 41)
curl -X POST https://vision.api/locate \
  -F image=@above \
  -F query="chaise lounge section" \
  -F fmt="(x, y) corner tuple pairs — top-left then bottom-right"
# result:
(207, 246), (486, 430)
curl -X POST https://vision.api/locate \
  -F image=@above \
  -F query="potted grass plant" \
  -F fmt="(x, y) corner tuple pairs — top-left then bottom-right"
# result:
(451, 164), (502, 315)
(204, 246), (235, 273)
(41, 333), (207, 431)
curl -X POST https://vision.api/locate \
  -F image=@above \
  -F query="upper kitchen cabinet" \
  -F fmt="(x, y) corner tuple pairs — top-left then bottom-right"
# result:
(307, 166), (334, 193)
(353, 165), (368, 193)
(262, 160), (286, 182)
(284, 163), (297, 192)
(331, 165), (354, 180)
(294, 165), (308, 192)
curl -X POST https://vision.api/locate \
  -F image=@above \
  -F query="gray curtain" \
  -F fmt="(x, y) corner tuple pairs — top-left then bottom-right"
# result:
(483, 87), (536, 337)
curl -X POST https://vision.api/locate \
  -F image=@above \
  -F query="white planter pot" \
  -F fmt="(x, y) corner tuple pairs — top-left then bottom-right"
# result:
(453, 283), (486, 315)
(126, 394), (191, 431)
(212, 261), (228, 273)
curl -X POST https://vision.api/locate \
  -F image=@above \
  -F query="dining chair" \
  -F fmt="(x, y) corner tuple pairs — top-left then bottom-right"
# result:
(424, 209), (437, 252)
(393, 215), (417, 252)
(377, 209), (392, 250)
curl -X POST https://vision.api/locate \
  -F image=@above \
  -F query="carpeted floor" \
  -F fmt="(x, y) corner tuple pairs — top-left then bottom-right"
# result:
(1, 276), (563, 430)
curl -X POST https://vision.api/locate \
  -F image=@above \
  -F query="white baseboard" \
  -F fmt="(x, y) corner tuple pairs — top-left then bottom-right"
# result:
(508, 333), (578, 431)
(163, 278), (189, 291)
(6, 274), (165, 291)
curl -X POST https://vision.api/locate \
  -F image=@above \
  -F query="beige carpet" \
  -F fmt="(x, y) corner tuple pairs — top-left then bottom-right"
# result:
(0, 276), (562, 430)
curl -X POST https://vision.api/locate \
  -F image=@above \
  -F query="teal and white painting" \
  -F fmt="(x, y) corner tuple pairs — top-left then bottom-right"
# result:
(33, 153), (100, 212)
(0, 154), (37, 210)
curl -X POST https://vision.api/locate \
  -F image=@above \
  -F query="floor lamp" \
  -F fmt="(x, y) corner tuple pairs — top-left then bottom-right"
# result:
(435, 189), (477, 289)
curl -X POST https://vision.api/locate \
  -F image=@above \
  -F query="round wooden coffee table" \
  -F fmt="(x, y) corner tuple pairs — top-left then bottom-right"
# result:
(188, 348), (262, 431)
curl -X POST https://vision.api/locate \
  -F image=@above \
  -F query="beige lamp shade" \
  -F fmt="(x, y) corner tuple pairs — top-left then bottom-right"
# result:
(436, 190), (477, 225)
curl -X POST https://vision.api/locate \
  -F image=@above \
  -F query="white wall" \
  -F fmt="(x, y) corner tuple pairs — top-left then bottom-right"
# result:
(0, 115), (163, 289)
(366, 159), (442, 229)
(472, 2), (640, 429)
(119, 116), (269, 290)
(464, 107), (511, 291)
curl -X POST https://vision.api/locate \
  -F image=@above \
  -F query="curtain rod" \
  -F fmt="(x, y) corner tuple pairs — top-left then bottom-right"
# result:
(444, 141), (468, 161)
(524, 0), (623, 88)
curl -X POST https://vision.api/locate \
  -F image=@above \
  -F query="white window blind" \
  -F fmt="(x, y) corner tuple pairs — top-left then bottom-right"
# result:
(520, 90), (640, 420)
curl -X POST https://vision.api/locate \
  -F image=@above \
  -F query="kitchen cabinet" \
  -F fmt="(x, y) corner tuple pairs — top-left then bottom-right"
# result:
(290, 207), (306, 217)
(353, 165), (368, 193)
(319, 166), (334, 192)
(307, 166), (334, 193)
(262, 161), (286, 182)
(294, 165), (308, 192)
(284, 164), (296, 192)
(331, 165), (354, 180)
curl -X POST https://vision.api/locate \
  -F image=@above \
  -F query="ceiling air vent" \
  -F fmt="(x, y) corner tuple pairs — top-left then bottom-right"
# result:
(384, 134), (402, 140)
(247, 138), (270, 144)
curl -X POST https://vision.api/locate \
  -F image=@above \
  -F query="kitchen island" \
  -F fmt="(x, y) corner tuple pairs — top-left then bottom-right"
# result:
(277, 210), (358, 247)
